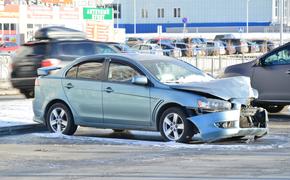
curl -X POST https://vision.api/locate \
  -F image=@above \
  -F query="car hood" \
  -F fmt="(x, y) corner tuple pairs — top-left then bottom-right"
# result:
(169, 76), (256, 101)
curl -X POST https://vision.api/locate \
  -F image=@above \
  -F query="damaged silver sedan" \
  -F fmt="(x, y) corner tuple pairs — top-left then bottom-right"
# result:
(33, 54), (268, 143)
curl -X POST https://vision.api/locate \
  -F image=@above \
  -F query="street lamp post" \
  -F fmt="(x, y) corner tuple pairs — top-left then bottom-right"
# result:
(280, 0), (284, 45)
(116, 0), (120, 29)
(246, 0), (250, 34)
(133, 0), (136, 34)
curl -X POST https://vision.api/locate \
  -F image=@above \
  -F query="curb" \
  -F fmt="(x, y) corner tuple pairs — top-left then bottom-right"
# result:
(0, 124), (47, 136)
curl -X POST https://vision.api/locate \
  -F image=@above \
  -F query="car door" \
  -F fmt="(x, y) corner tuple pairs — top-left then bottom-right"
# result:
(102, 59), (151, 126)
(252, 45), (290, 102)
(62, 59), (105, 124)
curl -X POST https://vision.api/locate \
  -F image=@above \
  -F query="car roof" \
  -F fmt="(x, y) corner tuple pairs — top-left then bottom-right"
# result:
(23, 39), (97, 46)
(76, 53), (175, 64)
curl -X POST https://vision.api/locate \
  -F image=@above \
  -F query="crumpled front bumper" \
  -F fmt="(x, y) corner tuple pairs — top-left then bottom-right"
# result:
(187, 109), (269, 142)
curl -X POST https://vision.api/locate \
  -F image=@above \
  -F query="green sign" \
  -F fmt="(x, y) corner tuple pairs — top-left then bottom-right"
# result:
(83, 8), (113, 21)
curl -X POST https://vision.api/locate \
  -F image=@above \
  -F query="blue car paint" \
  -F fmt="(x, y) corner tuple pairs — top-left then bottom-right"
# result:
(33, 53), (268, 142)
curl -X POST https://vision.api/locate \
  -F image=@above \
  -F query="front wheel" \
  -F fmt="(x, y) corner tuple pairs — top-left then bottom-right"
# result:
(46, 103), (78, 135)
(159, 107), (195, 143)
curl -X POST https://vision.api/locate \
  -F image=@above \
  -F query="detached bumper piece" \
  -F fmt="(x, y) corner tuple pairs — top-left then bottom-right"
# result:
(188, 107), (268, 142)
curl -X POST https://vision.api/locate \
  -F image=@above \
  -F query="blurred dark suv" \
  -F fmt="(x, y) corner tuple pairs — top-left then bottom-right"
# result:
(10, 26), (119, 98)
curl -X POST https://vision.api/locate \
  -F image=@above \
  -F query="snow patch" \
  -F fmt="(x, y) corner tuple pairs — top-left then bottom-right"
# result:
(32, 132), (290, 151)
(0, 99), (35, 127)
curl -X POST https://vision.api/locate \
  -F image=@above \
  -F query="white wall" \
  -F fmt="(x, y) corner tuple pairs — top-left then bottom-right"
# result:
(114, 0), (273, 24)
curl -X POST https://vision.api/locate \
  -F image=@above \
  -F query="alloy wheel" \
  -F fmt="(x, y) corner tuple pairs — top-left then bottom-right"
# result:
(162, 113), (185, 141)
(49, 107), (68, 133)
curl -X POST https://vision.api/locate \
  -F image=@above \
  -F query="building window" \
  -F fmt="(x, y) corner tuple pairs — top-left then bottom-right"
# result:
(173, 8), (181, 18)
(27, 24), (33, 29)
(157, 8), (164, 18)
(4, 23), (9, 31)
(10, 24), (16, 31)
(113, 3), (121, 19)
(142, 8), (148, 18)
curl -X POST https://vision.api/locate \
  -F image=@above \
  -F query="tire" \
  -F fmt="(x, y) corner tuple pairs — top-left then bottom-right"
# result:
(112, 129), (125, 133)
(46, 103), (77, 135)
(262, 105), (284, 113)
(159, 107), (195, 143)
(22, 90), (34, 99)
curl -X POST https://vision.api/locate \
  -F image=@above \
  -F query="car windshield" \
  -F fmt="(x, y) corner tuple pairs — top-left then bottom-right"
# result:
(140, 59), (214, 84)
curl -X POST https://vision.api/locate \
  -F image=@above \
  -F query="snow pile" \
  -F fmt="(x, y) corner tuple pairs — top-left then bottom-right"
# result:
(0, 99), (35, 127)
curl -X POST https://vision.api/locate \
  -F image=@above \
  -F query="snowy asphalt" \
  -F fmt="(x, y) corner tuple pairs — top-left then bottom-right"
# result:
(0, 96), (290, 179)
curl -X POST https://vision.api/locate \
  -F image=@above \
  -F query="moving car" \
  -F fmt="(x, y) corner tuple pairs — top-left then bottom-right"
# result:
(10, 26), (119, 98)
(33, 54), (268, 143)
(221, 42), (290, 113)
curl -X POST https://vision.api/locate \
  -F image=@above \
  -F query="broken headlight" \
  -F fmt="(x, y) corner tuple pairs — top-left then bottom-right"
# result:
(197, 98), (232, 112)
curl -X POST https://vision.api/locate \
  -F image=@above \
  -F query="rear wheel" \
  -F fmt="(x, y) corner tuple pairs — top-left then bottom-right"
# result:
(21, 89), (34, 98)
(262, 105), (284, 113)
(112, 129), (125, 133)
(159, 107), (195, 143)
(46, 103), (77, 135)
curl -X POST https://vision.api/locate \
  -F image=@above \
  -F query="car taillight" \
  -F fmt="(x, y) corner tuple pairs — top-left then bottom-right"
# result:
(35, 78), (39, 86)
(41, 59), (61, 67)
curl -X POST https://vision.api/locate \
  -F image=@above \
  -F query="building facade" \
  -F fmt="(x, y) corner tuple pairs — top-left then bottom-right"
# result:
(112, 0), (290, 33)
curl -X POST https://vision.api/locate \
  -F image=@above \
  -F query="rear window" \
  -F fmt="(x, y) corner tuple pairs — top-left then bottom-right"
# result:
(16, 43), (47, 57)
(58, 42), (96, 56)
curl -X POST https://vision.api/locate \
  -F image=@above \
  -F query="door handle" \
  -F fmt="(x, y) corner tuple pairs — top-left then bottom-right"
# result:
(64, 83), (74, 89)
(104, 87), (114, 93)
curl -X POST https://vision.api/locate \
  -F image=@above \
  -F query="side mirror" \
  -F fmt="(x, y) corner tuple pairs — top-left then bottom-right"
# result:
(131, 75), (148, 85)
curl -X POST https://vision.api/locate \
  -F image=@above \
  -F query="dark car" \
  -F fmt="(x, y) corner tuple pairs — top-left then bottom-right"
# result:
(221, 42), (290, 113)
(10, 26), (119, 98)
(159, 43), (181, 57)
(173, 42), (191, 57)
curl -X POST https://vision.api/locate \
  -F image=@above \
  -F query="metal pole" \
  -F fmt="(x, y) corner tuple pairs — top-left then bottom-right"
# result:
(133, 0), (136, 34)
(280, 0), (284, 45)
(246, 0), (249, 34)
(116, 0), (119, 29)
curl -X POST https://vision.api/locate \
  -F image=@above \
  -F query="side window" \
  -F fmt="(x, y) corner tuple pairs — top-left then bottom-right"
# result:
(66, 61), (103, 80)
(108, 62), (140, 83)
(263, 47), (290, 66)
(96, 44), (117, 54)
(66, 66), (77, 78)
(78, 62), (104, 80)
